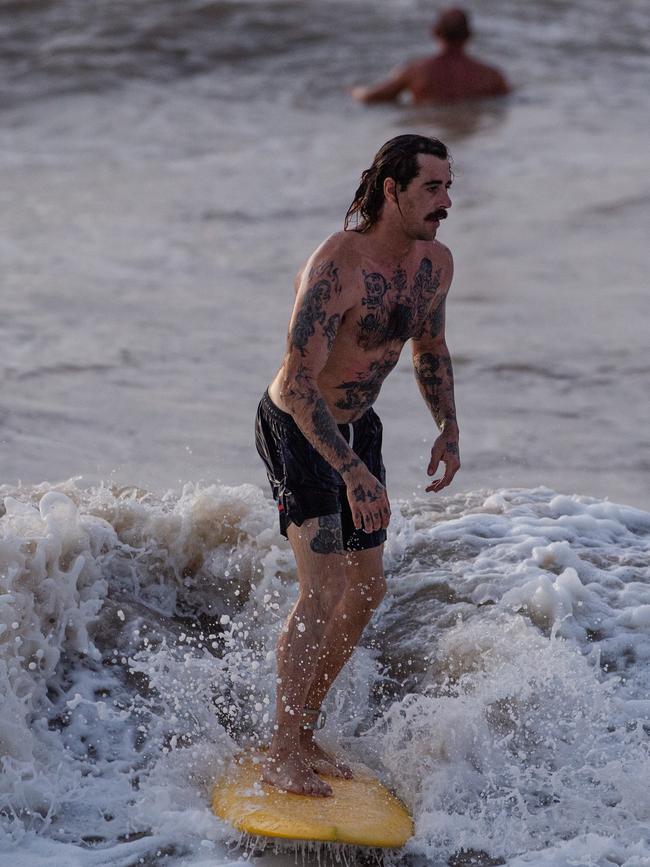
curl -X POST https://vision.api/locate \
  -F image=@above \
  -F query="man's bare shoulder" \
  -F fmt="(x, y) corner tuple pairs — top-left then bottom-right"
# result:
(417, 239), (453, 272)
(433, 240), (454, 291)
(296, 231), (364, 284)
(434, 239), (453, 265)
(464, 54), (510, 91)
(295, 231), (358, 291)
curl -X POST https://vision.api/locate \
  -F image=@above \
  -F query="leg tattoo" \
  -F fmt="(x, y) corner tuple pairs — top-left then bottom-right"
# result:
(309, 514), (344, 555)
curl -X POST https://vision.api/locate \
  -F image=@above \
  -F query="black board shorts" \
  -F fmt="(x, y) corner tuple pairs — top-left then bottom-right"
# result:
(255, 390), (387, 551)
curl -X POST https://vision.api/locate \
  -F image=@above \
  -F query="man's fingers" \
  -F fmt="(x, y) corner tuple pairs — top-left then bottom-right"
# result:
(366, 507), (381, 533)
(363, 497), (390, 533)
(428, 442), (445, 477)
(426, 460), (460, 493)
(347, 474), (390, 533)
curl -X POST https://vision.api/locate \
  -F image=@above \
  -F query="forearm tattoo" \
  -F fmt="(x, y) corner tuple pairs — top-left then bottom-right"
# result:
(311, 397), (350, 461)
(284, 363), (355, 473)
(339, 456), (362, 475)
(413, 350), (457, 431)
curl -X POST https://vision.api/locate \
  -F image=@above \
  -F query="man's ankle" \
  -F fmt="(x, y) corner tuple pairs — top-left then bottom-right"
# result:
(268, 738), (301, 759)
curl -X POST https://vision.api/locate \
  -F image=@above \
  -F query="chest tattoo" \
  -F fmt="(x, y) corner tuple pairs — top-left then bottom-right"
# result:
(357, 258), (441, 350)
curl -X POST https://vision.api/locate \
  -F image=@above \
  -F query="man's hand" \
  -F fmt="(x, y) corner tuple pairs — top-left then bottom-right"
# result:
(426, 428), (460, 493)
(350, 85), (370, 102)
(344, 464), (391, 533)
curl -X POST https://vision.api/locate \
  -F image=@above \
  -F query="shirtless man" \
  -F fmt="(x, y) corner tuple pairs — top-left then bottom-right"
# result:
(255, 134), (460, 796)
(352, 8), (509, 105)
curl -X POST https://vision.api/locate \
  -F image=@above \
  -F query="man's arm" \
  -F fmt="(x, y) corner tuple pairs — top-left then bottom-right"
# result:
(411, 251), (460, 493)
(351, 65), (411, 103)
(280, 244), (390, 533)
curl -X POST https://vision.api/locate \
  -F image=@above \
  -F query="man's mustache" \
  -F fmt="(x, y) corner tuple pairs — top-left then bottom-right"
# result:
(426, 209), (448, 221)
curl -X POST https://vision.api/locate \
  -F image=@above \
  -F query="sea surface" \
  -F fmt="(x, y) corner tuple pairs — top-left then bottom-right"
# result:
(1, 0), (649, 865)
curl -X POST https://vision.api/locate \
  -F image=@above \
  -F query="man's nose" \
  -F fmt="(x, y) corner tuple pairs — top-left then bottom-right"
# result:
(442, 190), (452, 208)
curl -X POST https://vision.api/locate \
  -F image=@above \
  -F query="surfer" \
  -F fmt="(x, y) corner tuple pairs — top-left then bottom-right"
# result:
(351, 8), (509, 105)
(255, 134), (460, 796)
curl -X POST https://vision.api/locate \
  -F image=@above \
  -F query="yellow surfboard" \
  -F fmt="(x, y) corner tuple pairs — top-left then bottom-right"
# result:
(211, 753), (413, 848)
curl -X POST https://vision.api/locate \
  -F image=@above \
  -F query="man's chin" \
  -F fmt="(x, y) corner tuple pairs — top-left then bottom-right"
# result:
(408, 224), (439, 242)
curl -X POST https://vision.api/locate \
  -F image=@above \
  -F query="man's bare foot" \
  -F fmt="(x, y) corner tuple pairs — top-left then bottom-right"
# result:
(261, 751), (333, 797)
(301, 734), (354, 779)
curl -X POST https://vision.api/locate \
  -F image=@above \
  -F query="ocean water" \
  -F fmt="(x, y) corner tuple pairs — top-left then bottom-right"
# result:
(1, 0), (649, 864)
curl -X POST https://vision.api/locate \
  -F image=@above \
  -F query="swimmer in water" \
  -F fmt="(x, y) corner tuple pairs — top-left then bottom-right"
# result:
(352, 8), (509, 105)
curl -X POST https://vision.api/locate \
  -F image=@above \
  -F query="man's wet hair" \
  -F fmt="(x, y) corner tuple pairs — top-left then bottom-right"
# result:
(344, 134), (450, 233)
(433, 8), (471, 45)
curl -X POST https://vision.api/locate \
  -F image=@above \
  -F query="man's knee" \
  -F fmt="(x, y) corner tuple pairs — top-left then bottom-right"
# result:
(342, 569), (387, 614)
(361, 572), (387, 609)
(297, 572), (347, 619)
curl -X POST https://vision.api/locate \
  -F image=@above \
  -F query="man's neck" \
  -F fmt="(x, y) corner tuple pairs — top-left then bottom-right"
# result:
(364, 220), (420, 264)
(438, 43), (466, 58)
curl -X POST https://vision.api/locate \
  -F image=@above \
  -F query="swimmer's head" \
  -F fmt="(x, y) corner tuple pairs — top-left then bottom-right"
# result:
(344, 134), (450, 233)
(432, 8), (471, 46)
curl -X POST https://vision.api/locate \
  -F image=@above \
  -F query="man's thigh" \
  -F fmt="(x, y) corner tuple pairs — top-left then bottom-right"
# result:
(287, 514), (345, 562)
(287, 515), (384, 594)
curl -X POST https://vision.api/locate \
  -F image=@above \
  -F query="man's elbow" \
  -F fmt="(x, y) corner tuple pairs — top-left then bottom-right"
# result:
(278, 378), (300, 410)
(351, 86), (373, 103)
(279, 364), (319, 410)
(413, 340), (448, 362)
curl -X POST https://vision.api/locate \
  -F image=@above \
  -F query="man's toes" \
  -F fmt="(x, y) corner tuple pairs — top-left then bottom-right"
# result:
(305, 770), (332, 796)
(311, 758), (340, 777)
(315, 778), (333, 796)
(311, 757), (352, 779)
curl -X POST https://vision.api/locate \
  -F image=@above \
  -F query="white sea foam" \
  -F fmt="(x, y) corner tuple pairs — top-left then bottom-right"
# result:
(0, 481), (648, 866)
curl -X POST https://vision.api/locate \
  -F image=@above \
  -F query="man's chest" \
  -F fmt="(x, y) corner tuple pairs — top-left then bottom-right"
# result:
(344, 256), (443, 350)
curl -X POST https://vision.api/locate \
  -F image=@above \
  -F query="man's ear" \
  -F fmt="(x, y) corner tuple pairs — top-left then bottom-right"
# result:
(383, 176), (398, 204)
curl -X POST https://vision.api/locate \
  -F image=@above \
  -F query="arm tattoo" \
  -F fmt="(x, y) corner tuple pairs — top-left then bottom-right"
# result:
(426, 295), (445, 340)
(289, 261), (342, 356)
(283, 364), (355, 472)
(339, 457), (362, 474)
(323, 313), (341, 352)
(311, 398), (349, 460)
(284, 363), (318, 404)
(413, 350), (457, 430)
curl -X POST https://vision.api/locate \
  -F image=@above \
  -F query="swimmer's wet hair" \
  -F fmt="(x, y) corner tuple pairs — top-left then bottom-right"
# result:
(344, 134), (450, 233)
(433, 8), (471, 45)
